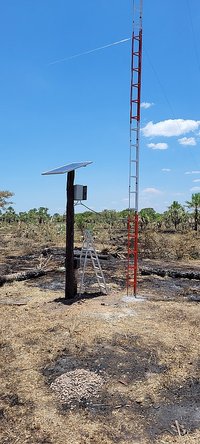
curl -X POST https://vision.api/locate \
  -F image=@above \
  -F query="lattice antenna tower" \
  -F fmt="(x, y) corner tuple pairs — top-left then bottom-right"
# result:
(127, 0), (143, 295)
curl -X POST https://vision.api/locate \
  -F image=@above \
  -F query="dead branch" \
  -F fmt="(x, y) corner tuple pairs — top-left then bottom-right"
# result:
(140, 266), (200, 280)
(0, 268), (57, 287)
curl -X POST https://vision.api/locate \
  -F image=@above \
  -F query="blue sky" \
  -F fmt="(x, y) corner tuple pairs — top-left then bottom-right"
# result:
(0, 0), (200, 214)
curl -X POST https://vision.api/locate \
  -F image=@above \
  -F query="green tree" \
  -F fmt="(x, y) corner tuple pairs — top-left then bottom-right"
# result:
(165, 201), (185, 230)
(153, 212), (163, 230)
(139, 208), (157, 229)
(37, 207), (50, 224)
(75, 211), (97, 232)
(18, 211), (29, 223)
(27, 208), (38, 223)
(27, 207), (50, 224)
(186, 193), (200, 231)
(75, 213), (86, 233)
(101, 210), (117, 226)
(118, 209), (129, 217)
(117, 209), (129, 227)
(3, 206), (17, 223)
(52, 213), (63, 223)
(0, 191), (14, 209)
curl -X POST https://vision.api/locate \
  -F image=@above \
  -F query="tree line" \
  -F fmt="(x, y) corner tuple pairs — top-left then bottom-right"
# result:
(0, 190), (200, 231)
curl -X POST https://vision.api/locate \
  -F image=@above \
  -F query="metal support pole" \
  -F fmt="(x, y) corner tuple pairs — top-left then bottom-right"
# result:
(127, 0), (143, 296)
(65, 170), (77, 299)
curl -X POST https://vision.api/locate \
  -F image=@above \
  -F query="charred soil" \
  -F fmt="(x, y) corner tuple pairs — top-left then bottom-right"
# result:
(0, 227), (200, 443)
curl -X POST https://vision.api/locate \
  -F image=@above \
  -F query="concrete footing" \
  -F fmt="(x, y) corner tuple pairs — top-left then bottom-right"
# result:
(121, 295), (146, 303)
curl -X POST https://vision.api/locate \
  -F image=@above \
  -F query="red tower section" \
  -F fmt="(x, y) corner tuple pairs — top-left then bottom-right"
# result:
(127, 1), (143, 296)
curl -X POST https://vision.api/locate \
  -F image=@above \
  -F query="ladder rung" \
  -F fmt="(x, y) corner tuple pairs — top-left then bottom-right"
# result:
(79, 231), (107, 295)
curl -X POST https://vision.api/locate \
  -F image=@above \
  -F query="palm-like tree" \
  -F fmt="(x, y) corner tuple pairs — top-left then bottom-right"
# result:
(19, 211), (29, 223)
(4, 206), (17, 223)
(186, 193), (200, 231)
(27, 208), (38, 223)
(139, 208), (157, 229)
(52, 213), (63, 223)
(37, 207), (50, 224)
(165, 201), (185, 230)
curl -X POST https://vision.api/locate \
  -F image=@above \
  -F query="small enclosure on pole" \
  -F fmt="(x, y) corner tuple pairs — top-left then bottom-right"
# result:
(42, 161), (92, 299)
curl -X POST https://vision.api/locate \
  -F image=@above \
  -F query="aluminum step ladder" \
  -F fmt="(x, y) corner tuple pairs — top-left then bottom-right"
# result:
(79, 230), (108, 295)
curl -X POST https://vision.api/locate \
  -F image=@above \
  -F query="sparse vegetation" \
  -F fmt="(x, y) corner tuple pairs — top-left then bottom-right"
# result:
(1, 193), (199, 234)
(186, 193), (200, 231)
(0, 191), (200, 444)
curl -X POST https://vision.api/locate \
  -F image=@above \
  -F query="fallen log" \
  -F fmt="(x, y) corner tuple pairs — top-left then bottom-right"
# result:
(41, 248), (109, 261)
(140, 266), (200, 280)
(74, 252), (109, 260)
(0, 256), (109, 287)
(0, 268), (52, 287)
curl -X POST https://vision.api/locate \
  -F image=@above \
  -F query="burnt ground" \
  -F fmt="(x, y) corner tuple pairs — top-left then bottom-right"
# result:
(0, 243), (200, 443)
(1, 245), (200, 300)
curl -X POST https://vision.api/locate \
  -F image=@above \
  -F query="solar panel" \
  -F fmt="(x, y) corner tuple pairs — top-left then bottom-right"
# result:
(42, 161), (93, 175)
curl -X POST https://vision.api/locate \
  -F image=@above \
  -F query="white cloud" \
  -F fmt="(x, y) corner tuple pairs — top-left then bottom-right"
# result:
(141, 102), (154, 109)
(185, 170), (200, 175)
(193, 179), (200, 183)
(142, 119), (200, 137)
(147, 142), (168, 150)
(178, 137), (197, 146)
(161, 168), (171, 172)
(142, 188), (162, 194)
(190, 186), (200, 192)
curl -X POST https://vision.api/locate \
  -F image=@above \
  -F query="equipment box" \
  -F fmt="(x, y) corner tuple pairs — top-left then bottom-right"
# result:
(74, 185), (87, 201)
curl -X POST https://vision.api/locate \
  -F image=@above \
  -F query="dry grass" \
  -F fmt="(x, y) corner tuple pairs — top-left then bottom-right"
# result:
(139, 230), (200, 261)
(0, 279), (200, 443)
(0, 225), (200, 443)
